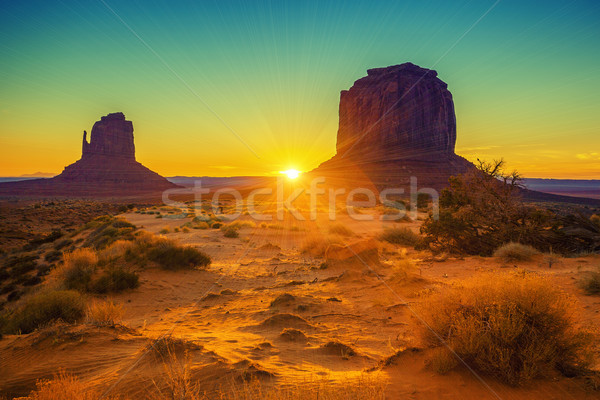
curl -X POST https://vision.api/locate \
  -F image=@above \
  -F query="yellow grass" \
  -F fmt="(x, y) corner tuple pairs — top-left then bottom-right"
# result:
(85, 299), (124, 326)
(418, 271), (593, 385)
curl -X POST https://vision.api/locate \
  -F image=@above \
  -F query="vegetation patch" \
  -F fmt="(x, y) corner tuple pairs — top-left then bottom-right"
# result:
(419, 272), (594, 385)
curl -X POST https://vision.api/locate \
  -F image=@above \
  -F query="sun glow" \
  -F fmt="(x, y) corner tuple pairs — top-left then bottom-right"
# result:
(282, 169), (301, 179)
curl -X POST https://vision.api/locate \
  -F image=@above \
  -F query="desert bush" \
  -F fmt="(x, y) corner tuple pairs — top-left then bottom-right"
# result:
(379, 227), (420, 246)
(388, 259), (417, 280)
(328, 223), (354, 237)
(53, 238), (73, 250)
(421, 159), (600, 255)
(147, 239), (211, 270)
(99, 240), (135, 262)
(493, 242), (539, 262)
(90, 266), (139, 293)
(581, 267), (600, 295)
(300, 236), (343, 257)
(83, 216), (137, 249)
(6, 290), (85, 334)
(159, 226), (170, 234)
(227, 220), (256, 230)
(44, 250), (62, 263)
(60, 248), (98, 291)
(222, 227), (239, 238)
(86, 299), (124, 326)
(591, 214), (600, 228)
(419, 272), (593, 385)
(18, 371), (122, 400)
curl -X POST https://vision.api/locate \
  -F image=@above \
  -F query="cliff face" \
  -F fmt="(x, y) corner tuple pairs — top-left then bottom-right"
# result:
(82, 112), (135, 160)
(314, 63), (473, 189)
(337, 63), (456, 159)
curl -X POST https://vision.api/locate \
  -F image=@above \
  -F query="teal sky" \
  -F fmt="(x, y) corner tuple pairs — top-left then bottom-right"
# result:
(1, 0), (599, 178)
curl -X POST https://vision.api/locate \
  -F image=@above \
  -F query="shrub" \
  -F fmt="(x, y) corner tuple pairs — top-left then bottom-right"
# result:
(222, 227), (239, 238)
(159, 226), (170, 234)
(328, 223), (354, 237)
(60, 248), (98, 291)
(90, 266), (139, 293)
(86, 299), (124, 326)
(147, 239), (211, 270)
(301, 236), (343, 257)
(493, 242), (540, 262)
(18, 371), (121, 400)
(379, 227), (420, 246)
(581, 267), (600, 295)
(591, 214), (600, 228)
(6, 290), (85, 334)
(419, 272), (593, 385)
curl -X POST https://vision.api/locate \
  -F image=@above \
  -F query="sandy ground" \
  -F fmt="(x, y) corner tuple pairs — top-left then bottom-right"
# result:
(1, 209), (599, 399)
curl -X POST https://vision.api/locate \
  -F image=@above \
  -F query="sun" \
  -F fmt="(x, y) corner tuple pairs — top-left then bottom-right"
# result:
(281, 169), (301, 179)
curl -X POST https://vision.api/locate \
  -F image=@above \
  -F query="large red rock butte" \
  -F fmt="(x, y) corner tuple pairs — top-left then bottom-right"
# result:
(0, 112), (177, 196)
(313, 63), (474, 189)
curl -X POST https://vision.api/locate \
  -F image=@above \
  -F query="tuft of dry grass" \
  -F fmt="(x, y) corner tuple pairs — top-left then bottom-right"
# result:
(17, 371), (122, 400)
(5, 290), (85, 334)
(85, 299), (124, 326)
(327, 223), (354, 237)
(378, 227), (420, 246)
(418, 271), (594, 385)
(300, 236), (343, 257)
(581, 267), (600, 295)
(220, 374), (386, 400)
(493, 242), (539, 262)
(59, 248), (98, 291)
(159, 226), (171, 234)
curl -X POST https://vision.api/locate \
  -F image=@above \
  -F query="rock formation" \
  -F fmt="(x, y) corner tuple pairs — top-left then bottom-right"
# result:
(313, 63), (474, 189)
(0, 112), (178, 196)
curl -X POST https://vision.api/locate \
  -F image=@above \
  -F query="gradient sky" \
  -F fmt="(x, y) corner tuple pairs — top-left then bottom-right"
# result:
(1, 0), (599, 178)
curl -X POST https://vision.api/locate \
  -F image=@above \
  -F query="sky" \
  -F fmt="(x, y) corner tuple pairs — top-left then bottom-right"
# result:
(0, 0), (599, 179)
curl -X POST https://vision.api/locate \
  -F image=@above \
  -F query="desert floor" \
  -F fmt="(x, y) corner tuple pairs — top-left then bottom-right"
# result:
(1, 205), (599, 399)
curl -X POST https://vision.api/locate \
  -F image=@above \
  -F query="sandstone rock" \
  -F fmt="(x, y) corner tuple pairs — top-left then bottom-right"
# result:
(0, 112), (177, 196)
(313, 62), (474, 190)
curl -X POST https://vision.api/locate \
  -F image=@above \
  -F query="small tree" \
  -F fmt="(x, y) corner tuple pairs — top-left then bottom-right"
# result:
(421, 159), (554, 255)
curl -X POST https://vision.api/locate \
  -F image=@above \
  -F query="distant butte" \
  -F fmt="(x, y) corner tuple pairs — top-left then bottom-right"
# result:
(313, 62), (475, 189)
(0, 112), (178, 196)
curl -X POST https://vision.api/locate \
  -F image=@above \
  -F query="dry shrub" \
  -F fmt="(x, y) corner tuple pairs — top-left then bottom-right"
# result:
(99, 240), (135, 262)
(227, 220), (256, 230)
(388, 259), (417, 281)
(427, 347), (458, 374)
(159, 226), (170, 234)
(581, 267), (600, 295)
(220, 374), (386, 400)
(379, 227), (420, 246)
(327, 223), (353, 237)
(18, 371), (122, 400)
(86, 299), (124, 326)
(146, 238), (211, 270)
(419, 271), (593, 385)
(60, 248), (98, 291)
(493, 242), (539, 262)
(301, 235), (343, 257)
(6, 290), (85, 334)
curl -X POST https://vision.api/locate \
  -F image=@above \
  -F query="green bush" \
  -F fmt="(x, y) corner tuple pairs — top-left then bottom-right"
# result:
(5, 290), (85, 334)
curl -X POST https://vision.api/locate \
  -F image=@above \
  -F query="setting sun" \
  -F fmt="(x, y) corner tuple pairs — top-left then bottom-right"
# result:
(281, 169), (301, 179)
